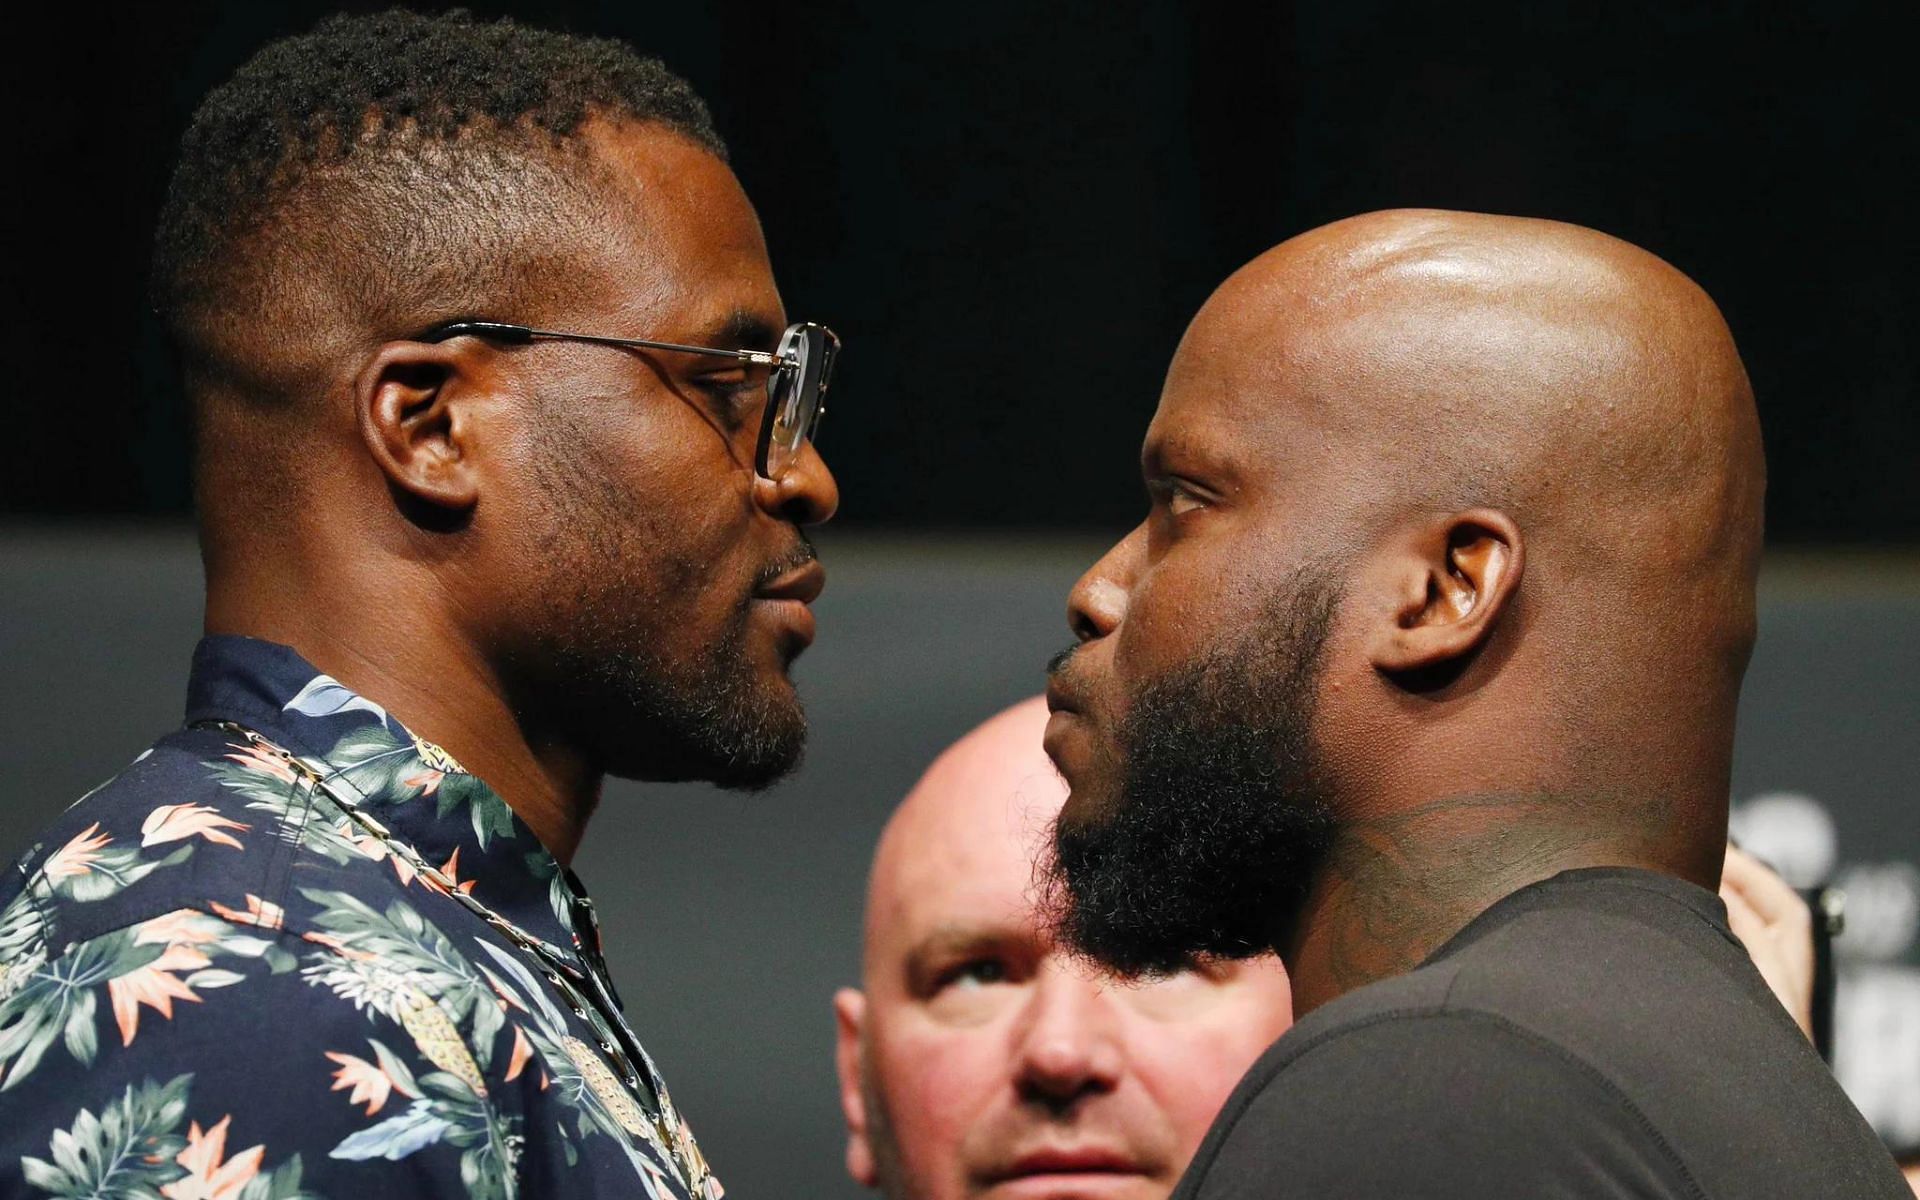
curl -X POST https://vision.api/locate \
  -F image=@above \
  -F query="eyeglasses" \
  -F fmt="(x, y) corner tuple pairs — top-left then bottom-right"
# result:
(422, 319), (839, 481)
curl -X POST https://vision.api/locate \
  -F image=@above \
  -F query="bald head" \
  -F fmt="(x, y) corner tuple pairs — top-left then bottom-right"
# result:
(1183, 209), (1762, 597)
(1150, 210), (1763, 797)
(1049, 210), (1767, 992)
(861, 697), (1062, 971)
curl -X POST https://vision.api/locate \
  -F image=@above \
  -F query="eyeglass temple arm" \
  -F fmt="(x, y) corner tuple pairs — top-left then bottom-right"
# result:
(425, 320), (784, 367)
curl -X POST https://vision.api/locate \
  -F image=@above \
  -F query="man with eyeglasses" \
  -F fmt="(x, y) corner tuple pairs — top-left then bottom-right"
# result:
(0, 12), (833, 1199)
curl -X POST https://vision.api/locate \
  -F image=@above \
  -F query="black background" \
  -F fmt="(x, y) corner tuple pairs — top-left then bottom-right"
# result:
(3, 1), (1914, 538)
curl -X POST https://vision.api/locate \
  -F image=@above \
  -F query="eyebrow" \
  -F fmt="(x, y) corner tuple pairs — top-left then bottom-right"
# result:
(690, 308), (780, 355)
(1141, 436), (1167, 478)
(1142, 429), (1244, 486)
(903, 924), (1025, 987)
(1141, 435), (1192, 480)
(912, 925), (1015, 958)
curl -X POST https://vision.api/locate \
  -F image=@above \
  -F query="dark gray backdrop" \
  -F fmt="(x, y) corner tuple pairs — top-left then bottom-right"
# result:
(4, 528), (1917, 1191)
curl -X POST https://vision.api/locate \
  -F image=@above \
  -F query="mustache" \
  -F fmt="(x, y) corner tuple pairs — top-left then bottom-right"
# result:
(754, 534), (819, 589)
(1047, 642), (1079, 677)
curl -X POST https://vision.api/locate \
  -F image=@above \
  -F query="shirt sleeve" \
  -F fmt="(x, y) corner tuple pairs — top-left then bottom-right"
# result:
(0, 908), (518, 1200)
(1178, 1011), (1699, 1200)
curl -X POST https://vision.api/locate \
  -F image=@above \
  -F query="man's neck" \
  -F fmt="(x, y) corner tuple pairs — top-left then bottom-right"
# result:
(207, 589), (601, 864)
(1279, 789), (1698, 1017)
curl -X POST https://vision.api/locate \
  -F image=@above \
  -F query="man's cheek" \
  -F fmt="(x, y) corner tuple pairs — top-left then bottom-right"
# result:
(1135, 991), (1292, 1144)
(880, 1034), (1000, 1177)
(1132, 1036), (1265, 1160)
(1114, 582), (1211, 693)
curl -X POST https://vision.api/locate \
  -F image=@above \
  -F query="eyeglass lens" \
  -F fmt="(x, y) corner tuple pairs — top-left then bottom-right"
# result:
(759, 324), (837, 480)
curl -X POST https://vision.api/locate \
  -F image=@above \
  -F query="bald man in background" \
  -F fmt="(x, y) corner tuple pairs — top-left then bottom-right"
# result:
(1043, 210), (1908, 1197)
(836, 697), (1293, 1200)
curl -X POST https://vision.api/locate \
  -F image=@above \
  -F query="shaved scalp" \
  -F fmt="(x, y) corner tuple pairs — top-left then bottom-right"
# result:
(860, 697), (1061, 972)
(1211, 209), (1764, 679)
(1179, 210), (1765, 826)
(152, 10), (726, 525)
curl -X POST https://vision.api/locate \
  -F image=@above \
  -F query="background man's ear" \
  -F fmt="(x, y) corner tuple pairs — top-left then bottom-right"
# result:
(833, 987), (879, 1188)
(354, 339), (489, 515)
(1369, 508), (1524, 677)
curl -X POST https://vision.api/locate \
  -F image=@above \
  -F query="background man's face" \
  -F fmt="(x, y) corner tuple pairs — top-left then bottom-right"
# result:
(483, 124), (839, 787)
(838, 701), (1294, 1200)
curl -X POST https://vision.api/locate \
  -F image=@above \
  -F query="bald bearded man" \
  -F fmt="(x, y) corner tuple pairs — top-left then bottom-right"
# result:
(836, 697), (1294, 1200)
(1043, 211), (1908, 1197)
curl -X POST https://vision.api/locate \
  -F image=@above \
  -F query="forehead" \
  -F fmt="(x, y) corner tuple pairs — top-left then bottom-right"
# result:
(1143, 272), (1325, 477)
(575, 121), (784, 335)
(869, 774), (1062, 960)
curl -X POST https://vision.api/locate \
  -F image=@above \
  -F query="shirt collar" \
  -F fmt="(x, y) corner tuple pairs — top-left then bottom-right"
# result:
(185, 634), (591, 963)
(1423, 864), (1734, 968)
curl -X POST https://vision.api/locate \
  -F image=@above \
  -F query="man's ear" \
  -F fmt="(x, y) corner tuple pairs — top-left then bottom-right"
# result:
(1369, 508), (1523, 677)
(833, 987), (879, 1188)
(354, 339), (488, 515)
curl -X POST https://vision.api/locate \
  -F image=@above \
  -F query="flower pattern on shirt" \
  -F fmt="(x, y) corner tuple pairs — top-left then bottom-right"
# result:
(0, 636), (720, 1200)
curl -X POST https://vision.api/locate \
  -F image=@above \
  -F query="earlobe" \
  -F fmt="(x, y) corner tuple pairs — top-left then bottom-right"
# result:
(355, 340), (483, 516)
(1370, 509), (1523, 678)
(833, 988), (878, 1187)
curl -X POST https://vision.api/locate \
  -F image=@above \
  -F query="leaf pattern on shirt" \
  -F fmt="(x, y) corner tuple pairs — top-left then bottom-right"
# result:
(3, 645), (714, 1199)
(465, 938), (711, 1196)
(295, 889), (504, 1075)
(19, 1073), (317, 1200)
(19, 1073), (192, 1198)
(520, 853), (577, 952)
(0, 907), (295, 1092)
(39, 823), (197, 905)
(0, 820), (225, 1092)
(293, 887), (521, 1195)
(325, 1070), (517, 1200)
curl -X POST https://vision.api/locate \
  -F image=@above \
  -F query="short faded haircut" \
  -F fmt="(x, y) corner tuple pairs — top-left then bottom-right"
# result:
(152, 8), (725, 407)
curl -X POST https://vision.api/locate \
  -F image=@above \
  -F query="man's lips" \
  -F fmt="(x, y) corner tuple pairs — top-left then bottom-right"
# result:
(753, 558), (826, 605)
(752, 559), (825, 652)
(983, 1145), (1152, 1186)
(1042, 679), (1090, 778)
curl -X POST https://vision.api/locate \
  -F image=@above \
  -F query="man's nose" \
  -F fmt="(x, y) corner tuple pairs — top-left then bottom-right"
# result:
(753, 437), (839, 525)
(1066, 523), (1144, 643)
(1012, 965), (1124, 1109)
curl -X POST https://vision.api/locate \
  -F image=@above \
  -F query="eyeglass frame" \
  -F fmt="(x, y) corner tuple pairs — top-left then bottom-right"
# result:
(419, 318), (838, 480)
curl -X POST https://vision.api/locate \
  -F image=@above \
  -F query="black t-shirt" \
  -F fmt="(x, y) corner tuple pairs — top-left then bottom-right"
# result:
(1173, 867), (1907, 1199)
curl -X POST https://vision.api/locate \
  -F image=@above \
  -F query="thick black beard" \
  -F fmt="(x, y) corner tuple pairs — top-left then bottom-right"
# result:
(1043, 570), (1340, 977)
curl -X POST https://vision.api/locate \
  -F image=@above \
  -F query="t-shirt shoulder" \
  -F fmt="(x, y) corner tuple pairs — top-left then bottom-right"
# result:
(1178, 1006), (1704, 1200)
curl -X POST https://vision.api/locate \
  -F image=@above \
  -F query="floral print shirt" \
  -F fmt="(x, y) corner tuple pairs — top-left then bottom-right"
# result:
(0, 636), (719, 1200)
